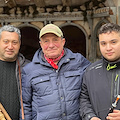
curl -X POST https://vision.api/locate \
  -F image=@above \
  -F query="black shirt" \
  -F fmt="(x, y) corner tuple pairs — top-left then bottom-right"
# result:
(0, 60), (20, 120)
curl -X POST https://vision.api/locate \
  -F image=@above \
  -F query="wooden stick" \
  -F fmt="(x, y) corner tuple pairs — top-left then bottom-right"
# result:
(0, 103), (11, 120)
(0, 110), (6, 120)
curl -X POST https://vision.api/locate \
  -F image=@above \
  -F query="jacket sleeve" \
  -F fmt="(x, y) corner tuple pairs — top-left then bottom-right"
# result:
(80, 72), (97, 120)
(21, 68), (32, 120)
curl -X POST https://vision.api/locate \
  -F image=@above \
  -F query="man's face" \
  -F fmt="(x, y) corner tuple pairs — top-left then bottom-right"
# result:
(40, 33), (65, 59)
(0, 31), (20, 62)
(99, 31), (120, 62)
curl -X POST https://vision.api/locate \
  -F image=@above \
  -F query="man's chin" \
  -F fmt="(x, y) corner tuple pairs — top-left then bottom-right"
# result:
(5, 55), (16, 61)
(106, 57), (116, 62)
(47, 54), (58, 59)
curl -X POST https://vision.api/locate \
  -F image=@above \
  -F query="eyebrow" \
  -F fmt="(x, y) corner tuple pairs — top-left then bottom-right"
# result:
(100, 39), (118, 42)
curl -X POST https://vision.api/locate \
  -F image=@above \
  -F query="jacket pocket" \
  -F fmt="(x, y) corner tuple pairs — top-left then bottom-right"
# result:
(63, 70), (82, 101)
(32, 76), (53, 96)
(64, 71), (82, 90)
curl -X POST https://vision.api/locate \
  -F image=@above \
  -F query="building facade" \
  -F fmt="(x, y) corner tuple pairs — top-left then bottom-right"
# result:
(0, 0), (119, 62)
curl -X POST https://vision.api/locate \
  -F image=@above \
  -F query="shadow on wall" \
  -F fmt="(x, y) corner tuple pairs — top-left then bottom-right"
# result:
(19, 26), (40, 61)
(61, 25), (86, 57)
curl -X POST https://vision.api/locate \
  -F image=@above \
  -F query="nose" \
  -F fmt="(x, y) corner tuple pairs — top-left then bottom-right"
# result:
(106, 44), (112, 51)
(48, 41), (54, 47)
(8, 43), (13, 49)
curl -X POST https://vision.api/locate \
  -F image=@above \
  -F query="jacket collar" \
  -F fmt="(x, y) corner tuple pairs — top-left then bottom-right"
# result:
(103, 57), (120, 71)
(32, 48), (75, 64)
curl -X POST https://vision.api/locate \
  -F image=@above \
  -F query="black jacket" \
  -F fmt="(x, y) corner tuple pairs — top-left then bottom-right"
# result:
(16, 53), (30, 101)
(80, 57), (120, 120)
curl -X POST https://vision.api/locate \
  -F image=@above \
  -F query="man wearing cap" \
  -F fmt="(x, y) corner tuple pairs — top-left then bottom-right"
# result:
(21, 23), (91, 120)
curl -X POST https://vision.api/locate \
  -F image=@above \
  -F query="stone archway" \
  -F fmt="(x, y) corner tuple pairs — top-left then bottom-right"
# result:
(19, 26), (40, 60)
(61, 25), (86, 57)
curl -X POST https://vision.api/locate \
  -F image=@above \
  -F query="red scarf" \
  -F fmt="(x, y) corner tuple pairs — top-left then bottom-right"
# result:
(44, 50), (64, 69)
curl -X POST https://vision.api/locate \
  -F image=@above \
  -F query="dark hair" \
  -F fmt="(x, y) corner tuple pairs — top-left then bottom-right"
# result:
(98, 23), (120, 35)
(0, 25), (21, 41)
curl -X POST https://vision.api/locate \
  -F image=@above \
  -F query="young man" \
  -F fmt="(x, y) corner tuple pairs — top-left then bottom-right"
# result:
(80, 23), (120, 120)
(0, 25), (29, 120)
(22, 23), (91, 120)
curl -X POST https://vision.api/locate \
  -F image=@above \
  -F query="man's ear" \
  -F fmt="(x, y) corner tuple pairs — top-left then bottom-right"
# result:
(62, 38), (66, 46)
(39, 40), (42, 47)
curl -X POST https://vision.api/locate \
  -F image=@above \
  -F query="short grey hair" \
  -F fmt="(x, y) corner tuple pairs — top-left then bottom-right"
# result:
(99, 23), (120, 35)
(0, 25), (21, 41)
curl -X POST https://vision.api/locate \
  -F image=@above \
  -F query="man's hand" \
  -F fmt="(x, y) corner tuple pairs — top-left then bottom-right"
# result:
(90, 117), (101, 120)
(106, 109), (120, 120)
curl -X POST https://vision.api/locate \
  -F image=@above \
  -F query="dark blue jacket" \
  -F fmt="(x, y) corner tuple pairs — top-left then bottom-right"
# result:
(22, 48), (90, 120)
